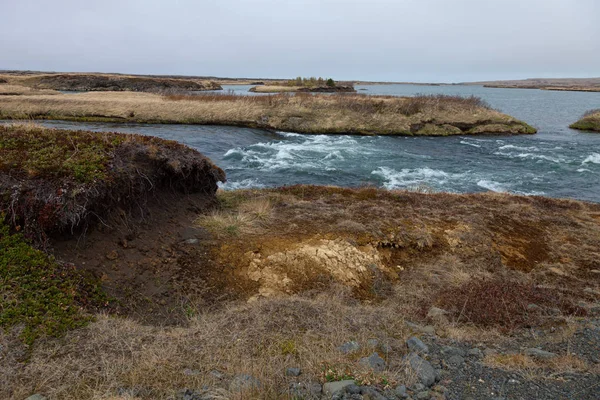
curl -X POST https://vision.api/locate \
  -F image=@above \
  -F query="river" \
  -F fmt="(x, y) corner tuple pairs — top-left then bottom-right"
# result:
(22, 84), (600, 202)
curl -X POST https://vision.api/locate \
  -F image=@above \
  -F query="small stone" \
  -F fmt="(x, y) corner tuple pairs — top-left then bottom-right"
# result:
(359, 386), (387, 400)
(367, 338), (380, 348)
(416, 390), (431, 399)
(359, 352), (386, 372)
(184, 238), (199, 245)
(508, 379), (520, 385)
(105, 250), (119, 260)
(412, 383), (426, 391)
(441, 346), (466, 357)
(183, 368), (200, 376)
(285, 367), (301, 377)
(346, 384), (361, 394)
(289, 382), (322, 398)
(229, 374), (261, 392)
(323, 380), (356, 396)
(467, 348), (482, 358)
(407, 337), (429, 354)
(427, 306), (449, 320)
(447, 355), (465, 368)
(433, 385), (448, 393)
(483, 348), (497, 357)
(339, 341), (361, 354)
(25, 395), (47, 400)
(524, 348), (558, 360)
(407, 353), (436, 387)
(395, 384), (409, 398)
(210, 370), (225, 380)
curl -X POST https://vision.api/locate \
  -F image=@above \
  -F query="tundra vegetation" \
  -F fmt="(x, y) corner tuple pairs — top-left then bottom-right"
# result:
(1, 125), (599, 399)
(0, 88), (536, 135)
(570, 109), (600, 132)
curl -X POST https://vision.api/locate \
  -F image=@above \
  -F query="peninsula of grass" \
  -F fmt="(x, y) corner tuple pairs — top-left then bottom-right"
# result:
(570, 109), (600, 132)
(0, 91), (536, 135)
(0, 123), (225, 242)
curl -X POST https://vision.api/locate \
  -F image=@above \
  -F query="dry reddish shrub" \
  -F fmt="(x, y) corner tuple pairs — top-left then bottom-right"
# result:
(433, 278), (586, 332)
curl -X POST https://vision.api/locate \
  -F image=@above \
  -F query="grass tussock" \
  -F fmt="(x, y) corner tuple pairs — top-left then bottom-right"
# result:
(0, 123), (225, 243)
(570, 109), (600, 132)
(0, 90), (536, 135)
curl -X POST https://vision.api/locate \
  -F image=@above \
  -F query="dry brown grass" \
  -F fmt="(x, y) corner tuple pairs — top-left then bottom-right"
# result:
(0, 84), (59, 96)
(0, 90), (536, 135)
(484, 353), (590, 380)
(3, 287), (416, 399)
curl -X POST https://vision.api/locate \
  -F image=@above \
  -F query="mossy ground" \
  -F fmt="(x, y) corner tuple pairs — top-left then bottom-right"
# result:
(0, 123), (124, 183)
(0, 219), (108, 345)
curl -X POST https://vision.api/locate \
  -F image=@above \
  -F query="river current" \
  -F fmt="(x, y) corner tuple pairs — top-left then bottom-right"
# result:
(24, 84), (600, 202)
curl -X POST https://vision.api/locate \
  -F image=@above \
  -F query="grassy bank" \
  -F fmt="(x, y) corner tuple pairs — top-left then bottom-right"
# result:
(0, 123), (225, 243)
(2, 185), (600, 399)
(0, 91), (536, 135)
(570, 109), (600, 132)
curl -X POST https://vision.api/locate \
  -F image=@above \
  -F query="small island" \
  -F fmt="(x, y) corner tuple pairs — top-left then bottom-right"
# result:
(570, 109), (600, 132)
(249, 76), (356, 93)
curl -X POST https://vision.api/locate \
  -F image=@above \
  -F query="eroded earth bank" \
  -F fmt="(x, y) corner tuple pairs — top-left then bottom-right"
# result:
(1, 125), (600, 400)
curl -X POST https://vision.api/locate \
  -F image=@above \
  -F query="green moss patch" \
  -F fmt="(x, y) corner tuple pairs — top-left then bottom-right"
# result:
(0, 220), (108, 344)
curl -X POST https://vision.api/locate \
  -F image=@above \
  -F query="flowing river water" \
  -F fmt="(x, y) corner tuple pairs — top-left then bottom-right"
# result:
(19, 84), (600, 202)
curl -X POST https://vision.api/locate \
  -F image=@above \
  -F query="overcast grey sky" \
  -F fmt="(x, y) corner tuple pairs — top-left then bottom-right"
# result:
(2, 0), (599, 82)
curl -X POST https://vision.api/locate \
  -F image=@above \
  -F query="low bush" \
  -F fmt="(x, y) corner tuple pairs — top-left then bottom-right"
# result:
(433, 278), (586, 332)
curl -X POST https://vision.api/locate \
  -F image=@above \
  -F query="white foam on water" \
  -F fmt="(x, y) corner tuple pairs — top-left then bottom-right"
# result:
(494, 151), (565, 164)
(498, 144), (539, 151)
(476, 180), (507, 192)
(582, 153), (600, 164)
(371, 166), (460, 189)
(223, 134), (368, 172)
(577, 168), (592, 173)
(460, 140), (481, 148)
(219, 178), (265, 190)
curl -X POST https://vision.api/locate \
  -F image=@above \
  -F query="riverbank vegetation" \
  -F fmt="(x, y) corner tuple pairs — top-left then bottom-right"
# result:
(250, 76), (356, 93)
(570, 109), (600, 132)
(0, 91), (536, 135)
(0, 123), (225, 243)
(0, 72), (222, 93)
(2, 183), (600, 398)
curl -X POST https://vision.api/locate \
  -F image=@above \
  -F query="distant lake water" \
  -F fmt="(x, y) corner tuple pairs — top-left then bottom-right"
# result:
(23, 84), (600, 202)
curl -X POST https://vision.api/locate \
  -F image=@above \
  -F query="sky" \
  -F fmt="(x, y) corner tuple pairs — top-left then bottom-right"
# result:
(1, 0), (599, 82)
